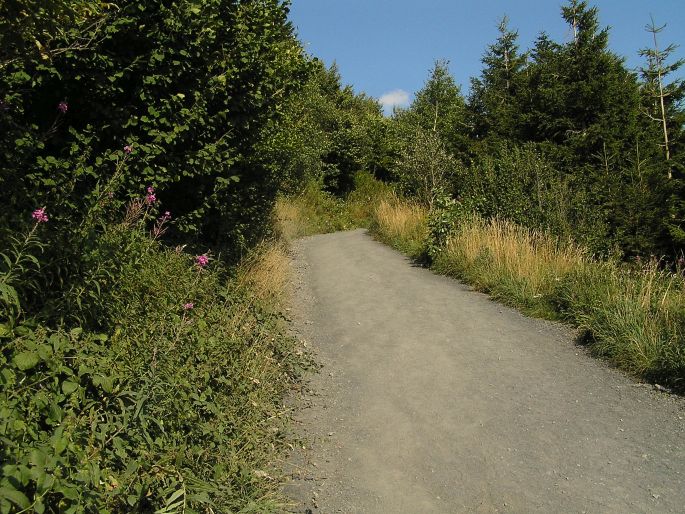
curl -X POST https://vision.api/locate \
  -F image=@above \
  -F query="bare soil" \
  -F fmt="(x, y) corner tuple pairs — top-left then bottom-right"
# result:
(283, 229), (685, 514)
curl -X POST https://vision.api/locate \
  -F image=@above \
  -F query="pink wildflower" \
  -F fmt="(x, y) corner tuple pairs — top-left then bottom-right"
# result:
(57, 101), (68, 114)
(124, 145), (133, 154)
(31, 207), (49, 223)
(195, 254), (209, 268)
(183, 302), (194, 311)
(145, 186), (156, 204)
(161, 211), (171, 222)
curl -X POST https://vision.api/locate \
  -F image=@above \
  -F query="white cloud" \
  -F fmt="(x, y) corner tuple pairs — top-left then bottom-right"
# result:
(378, 89), (410, 113)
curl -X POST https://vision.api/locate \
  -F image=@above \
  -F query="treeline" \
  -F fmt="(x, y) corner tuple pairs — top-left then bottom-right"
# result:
(288, 1), (685, 261)
(392, 2), (685, 259)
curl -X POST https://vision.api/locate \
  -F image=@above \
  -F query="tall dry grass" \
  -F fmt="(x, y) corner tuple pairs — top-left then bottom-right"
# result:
(370, 196), (429, 259)
(434, 216), (586, 315)
(237, 241), (291, 307)
(431, 214), (685, 386)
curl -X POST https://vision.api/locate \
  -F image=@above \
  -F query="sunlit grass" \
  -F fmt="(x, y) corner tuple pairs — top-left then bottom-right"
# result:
(370, 195), (429, 260)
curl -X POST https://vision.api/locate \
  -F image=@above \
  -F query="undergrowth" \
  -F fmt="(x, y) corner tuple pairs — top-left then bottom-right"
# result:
(0, 201), (309, 513)
(275, 172), (394, 240)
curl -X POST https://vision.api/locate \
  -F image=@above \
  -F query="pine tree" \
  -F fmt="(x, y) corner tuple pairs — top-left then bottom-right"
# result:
(639, 17), (685, 179)
(468, 16), (528, 141)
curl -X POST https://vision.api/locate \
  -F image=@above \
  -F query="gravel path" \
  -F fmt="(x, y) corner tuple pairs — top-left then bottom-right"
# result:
(283, 229), (685, 514)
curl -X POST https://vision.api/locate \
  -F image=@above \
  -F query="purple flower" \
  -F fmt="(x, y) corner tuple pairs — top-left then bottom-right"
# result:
(161, 211), (171, 222)
(183, 302), (194, 311)
(124, 145), (133, 154)
(31, 208), (49, 223)
(195, 254), (209, 268)
(57, 101), (68, 114)
(145, 186), (156, 205)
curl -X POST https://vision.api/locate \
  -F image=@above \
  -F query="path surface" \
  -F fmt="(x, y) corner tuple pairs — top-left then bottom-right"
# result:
(284, 229), (685, 514)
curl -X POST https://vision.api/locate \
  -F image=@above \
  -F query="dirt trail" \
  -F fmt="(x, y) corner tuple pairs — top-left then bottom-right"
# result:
(284, 229), (685, 514)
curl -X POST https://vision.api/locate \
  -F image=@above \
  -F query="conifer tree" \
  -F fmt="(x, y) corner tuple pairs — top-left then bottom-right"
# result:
(639, 17), (685, 179)
(397, 60), (468, 156)
(522, 1), (642, 166)
(468, 16), (527, 141)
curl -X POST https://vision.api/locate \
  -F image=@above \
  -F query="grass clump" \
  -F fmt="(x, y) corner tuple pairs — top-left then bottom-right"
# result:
(556, 261), (685, 384)
(369, 196), (429, 261)
(433, 216), (585, 318)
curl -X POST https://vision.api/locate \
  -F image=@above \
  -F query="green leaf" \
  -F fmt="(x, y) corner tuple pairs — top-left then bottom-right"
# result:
(0, 486), (30, 509)
(13, 351), (40, 371)
(62, 381), (79, 395)
(93, 375), (114, 393)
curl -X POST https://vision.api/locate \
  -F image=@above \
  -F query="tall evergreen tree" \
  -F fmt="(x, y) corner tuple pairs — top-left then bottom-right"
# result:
(468, 16), (527, 142)
(521, 1), (642, 166)
(638, 19), (685, 250)
(396, 60), (468, 156)
(638, 17), (685, 179)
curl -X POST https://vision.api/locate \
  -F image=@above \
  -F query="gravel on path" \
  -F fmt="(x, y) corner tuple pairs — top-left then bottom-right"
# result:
(283, 229), (685, 514)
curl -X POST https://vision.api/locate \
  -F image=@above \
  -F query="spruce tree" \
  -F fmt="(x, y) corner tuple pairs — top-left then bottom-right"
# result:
(468, 16), (527, 142)
(522, 1), (642, 165)
(397, 60), (468, 157)
(639, 17), (685, 179)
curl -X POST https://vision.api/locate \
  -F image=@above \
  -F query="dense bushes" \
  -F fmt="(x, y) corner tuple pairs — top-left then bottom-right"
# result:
(1, 0), (309, 256)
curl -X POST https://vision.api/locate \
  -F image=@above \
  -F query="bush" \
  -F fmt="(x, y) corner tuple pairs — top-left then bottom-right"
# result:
(0, 0), (309, 255)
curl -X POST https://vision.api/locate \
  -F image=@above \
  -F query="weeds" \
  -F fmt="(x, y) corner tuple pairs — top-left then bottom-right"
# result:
(0, 201), (309, 512)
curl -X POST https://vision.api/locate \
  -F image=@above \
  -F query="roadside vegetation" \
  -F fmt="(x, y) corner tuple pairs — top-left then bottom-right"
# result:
(2, 0), (685, 511)
(370, 204), (685, 386)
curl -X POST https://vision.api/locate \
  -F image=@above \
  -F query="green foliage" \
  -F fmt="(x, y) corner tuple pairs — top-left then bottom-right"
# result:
(394, 127), (458, 209)
(393, 60), (469, 158)
(1, 206), (307, 513)
(261, 61), (390, 196)
(1, 0), (309, 254)
(468, 16), (528, 142)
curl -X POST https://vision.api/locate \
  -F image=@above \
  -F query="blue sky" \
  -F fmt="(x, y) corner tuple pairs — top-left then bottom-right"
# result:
(288, 0), (685, 113)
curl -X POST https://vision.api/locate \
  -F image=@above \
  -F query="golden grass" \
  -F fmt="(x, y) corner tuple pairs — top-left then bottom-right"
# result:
(274, 197), (306, 242)
(371, 196), (429, 258)
(442, 216), (586, 297)
(237, 241), (291, 307)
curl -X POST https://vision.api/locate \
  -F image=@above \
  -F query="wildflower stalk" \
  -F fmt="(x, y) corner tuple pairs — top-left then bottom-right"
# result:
(1, 220), (44, 287)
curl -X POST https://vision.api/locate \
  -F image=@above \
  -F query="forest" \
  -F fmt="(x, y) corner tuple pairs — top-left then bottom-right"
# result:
(0, 0), (683, 512)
